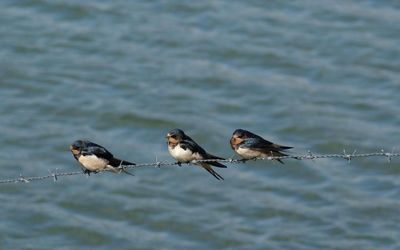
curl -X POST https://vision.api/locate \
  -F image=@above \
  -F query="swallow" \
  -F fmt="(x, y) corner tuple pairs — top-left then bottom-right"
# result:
(230, 129), (292, 163)
(70, 140), (135, 175)
(166, 129), (227, 180)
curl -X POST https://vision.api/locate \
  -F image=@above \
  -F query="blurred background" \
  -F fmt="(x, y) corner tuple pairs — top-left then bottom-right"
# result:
(0, 0), (399, 249)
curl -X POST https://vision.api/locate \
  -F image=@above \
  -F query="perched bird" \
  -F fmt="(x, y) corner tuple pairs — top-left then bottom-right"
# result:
(230, 129), (292, 163)
(166, 129), (227, 180)
(70, 140), (135, 175)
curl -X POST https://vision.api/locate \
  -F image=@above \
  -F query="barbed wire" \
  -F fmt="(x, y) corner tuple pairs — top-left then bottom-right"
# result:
(1, 150), (399, 184)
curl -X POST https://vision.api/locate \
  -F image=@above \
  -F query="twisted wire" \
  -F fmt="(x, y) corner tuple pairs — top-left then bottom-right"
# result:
(1, 150), (398, 184)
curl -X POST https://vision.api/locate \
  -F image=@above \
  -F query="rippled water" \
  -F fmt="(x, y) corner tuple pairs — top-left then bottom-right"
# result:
(1, 0), (399, 249)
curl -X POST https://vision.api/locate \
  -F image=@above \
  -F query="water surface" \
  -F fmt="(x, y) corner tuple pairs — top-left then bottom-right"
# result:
(0, 1), (399, 249)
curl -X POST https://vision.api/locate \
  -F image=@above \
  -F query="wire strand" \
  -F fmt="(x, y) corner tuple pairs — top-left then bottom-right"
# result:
(1, 150), (399, 184)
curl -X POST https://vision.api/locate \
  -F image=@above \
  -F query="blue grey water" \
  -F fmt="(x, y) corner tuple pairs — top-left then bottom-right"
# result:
(0, 0), (399, 249)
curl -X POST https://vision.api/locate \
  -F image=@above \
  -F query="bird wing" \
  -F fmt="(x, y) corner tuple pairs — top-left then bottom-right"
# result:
(83, 143), (114, 161)
(242, 138), (291, 154)
(180, 139), (227, 168)
(179, 139), (207, 155)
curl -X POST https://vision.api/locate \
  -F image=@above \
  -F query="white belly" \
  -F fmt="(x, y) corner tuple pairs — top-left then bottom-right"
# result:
(78, 155), (109, 171)
(169, 145), (200, 162)
(236, 147), (262, 159)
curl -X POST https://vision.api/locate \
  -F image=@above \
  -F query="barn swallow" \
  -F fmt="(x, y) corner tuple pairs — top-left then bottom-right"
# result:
(70, 140), (135, 175)
(230, 129), (292, 163)
(166, 129), (227, 180)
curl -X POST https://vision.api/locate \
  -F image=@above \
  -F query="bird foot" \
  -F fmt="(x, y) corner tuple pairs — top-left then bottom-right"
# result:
(83, 169), (91, 176)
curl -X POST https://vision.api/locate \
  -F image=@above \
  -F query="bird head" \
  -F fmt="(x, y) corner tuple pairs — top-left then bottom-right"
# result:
(166, 128), (185, 144)
(230, 129), (248, 148)
(70, 140), (85, 155)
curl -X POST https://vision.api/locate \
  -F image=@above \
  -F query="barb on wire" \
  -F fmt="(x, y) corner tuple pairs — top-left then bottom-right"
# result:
(1, 150), (399, 184)
(306, 150), (315, 161)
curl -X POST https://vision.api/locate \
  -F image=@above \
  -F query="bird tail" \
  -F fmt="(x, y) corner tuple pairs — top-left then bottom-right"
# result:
(108, 158), (136, 175)
(121, 160), (136, 166)
(273, 145), (293, 164)
(200, 163), (224, 180)
(205, 153), (227, 168)
(271, 150), (300, 164)
(268, 150), (289, 164)
(109, 158), (136, 167)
